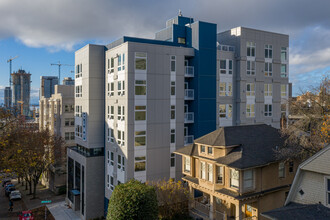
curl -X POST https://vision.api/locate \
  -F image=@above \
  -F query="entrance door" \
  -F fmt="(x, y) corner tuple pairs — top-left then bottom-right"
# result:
(230, 203), (236, 218)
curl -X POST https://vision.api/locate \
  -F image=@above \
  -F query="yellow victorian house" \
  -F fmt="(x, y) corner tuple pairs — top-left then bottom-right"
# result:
(175, 124), (297, 220)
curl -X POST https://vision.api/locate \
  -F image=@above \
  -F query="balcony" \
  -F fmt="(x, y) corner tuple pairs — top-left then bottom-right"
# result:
(184, 135), (194, 146)
(185, 89), (194, 100)
(184, 112), (194, 123)
(185, 66), (194, 77)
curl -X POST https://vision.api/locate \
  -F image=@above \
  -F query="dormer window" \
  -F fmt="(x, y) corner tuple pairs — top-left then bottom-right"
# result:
(200, 145), (206, 153)
(208, 147), (213, 155)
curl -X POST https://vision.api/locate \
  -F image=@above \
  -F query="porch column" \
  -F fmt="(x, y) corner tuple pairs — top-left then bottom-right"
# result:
(209, 196), (215, 220)
(236, 203), (242, 220)
(189, 185), (195, 209)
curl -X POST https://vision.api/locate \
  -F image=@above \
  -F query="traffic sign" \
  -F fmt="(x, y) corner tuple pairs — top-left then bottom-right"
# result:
(41, 200), (52, 204)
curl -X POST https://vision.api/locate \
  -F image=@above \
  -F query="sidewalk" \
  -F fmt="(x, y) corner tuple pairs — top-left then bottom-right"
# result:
(47, 201), (80, 220)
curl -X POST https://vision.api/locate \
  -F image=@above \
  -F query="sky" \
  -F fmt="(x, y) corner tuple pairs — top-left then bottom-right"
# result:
(0, 0), (330, 104)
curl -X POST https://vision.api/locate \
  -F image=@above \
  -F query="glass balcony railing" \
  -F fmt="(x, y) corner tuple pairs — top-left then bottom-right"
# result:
(184, 112), (194, 123)
(184, 89), (194, 100)
(185, 66), (194, 77)
(184, 135), (194, 146)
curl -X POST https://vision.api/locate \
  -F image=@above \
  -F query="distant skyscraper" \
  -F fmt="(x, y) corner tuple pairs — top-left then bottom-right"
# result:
(40, 76), (59, 99)
(4, 87), (12, 108)
(11, 69), (31, 116)
(62, 77), (75, 85)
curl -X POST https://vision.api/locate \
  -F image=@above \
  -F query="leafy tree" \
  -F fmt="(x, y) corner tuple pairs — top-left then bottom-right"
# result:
(148, 179), (191, 220)
(107, 179), (158, 220)
(278, 76), (330, 160)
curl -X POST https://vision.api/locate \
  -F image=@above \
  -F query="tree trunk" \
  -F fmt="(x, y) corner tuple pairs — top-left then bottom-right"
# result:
(32, 180), (38, 199)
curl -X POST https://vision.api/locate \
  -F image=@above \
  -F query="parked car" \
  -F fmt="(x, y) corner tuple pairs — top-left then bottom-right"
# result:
(5, 187), (16, 196)
(4, 182), (13, 188)
(2, 179), (11, 187)
(9, 190), (21, 200)
(19, 210), (34, 220)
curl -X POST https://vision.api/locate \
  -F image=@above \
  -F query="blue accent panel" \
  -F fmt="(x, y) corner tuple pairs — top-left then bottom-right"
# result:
(104, 197), (109, 217)
(172, 24), (186, 44)
(177, 16), (194, 26)
(122, 36), (188, 48)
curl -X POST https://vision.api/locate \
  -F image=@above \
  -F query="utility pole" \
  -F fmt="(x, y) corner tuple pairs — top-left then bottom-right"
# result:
(50, 61), (73, 85)
(7, 56), (19, 86)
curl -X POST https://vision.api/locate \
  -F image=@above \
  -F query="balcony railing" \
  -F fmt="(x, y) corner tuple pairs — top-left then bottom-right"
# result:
(185, 89), (194, 100)
(215, 210), (226, 220)
(185, 66), (194, 77)
(184, 112), (194, 123)
(184, 135), (194, 146)
(194, 197), (210, 217)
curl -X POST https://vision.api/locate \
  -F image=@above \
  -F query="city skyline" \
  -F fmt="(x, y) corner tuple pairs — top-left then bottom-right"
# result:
(1, 0), (330, 104)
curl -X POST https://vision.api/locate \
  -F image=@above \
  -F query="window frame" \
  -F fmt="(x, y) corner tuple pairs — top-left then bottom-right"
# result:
(265, 44), (273, 59)
(135, 52), (147, 71)
(247, 60), (256, 75)
(246, 104), (255, 118)
(247, 42), (256, 57)
(216, 166), (224, 184)
(230, 169), (239, 189)
(279, 162), (285, 178)
(264, 104), (273, 117)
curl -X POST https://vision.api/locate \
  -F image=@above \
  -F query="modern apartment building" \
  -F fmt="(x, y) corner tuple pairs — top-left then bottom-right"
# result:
(4, 86), (12, 108)
(175, 124), (297, 220)
(11, 69), (31, 116)
(40, 76), (59, 99)
(39, 83), (75, 193)
(63, 77), (75, 86)
(66, 14), (290, 220)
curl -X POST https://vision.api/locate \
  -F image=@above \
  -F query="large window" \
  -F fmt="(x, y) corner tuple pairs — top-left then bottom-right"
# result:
(110, 106), (114, 119)
(75, 63), (83, 78)
(200, 161), (206, 179)
(219, 83), (226, 96)
(170, 153), (175, 167)
(230, 169), (239, 188)
(135, 52), (147, 70)
(219, 104), (232, 119)
(217, 166), (224, 184)
(326, 178), (330, 205)
(200, 145), (206, 153)
(75, 85), (82, 97)
(281, 85), (287, 97)
(118, 80), (125, 95)
(118, 106), (125, 121)
(117, 130), (125, 145)
(117, 53), (125, 71)
(110, 57), (114, 73)
(135, 80), (146, 95)
(170, 56), (176, 72)
(264, 104), (272, 117)
(171, 105), (175, 120)
(281, 64), (287, 77)
(220, 60), (226, 74)
(118, 155), (125, 171)
(247, 42), (256, 57)
(243, 169), (253, 189)
(246, 83), (255, 96)
(265, 45), (273, 58)
(279, 162), (285, 178)
(219, 82), (232, 96)
(135, 131), (146, 147)
(265, 62), (272, 76)
(264, 84), (272, 96)
(171, 81), (175, 96)
(246, 104), (255, 117)
(281, 47), (287, 61)
(184, 156), (190, 173)
(135, 106), (146, 121)
(135, 156), (146, 172)
(207, 164), (213, 182)
(170, 129), (175, 144)
(247, 61), (255, 75)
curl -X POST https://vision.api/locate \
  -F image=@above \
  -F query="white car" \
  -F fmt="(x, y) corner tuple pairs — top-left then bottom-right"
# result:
(9, 190), (21, 200)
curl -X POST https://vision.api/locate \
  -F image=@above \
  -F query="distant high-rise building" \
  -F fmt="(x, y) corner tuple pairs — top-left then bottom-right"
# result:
(11, 69), (31, 116)
(40, 76), (59, 99)
(4, 87), (12, 108)
(62, 77), (75, 85)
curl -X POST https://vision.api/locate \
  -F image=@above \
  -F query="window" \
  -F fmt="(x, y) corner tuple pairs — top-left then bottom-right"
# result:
(229, 60), (233, 74)
(108, 82), (114, 96)
(171, 81), (175, 96)
(220, 60), (226, 74)
(107, 128), (114, 143)
(133, 131), (146, 147)
(118, 155), (125, 171)
(118, 80), (125, 95)
(265, 62), (272, 76)
(75, 63), (83, 78)
(170, 129), (175, 144)
(117, 130), (125, 145)
(208, 164), (213, 182)
(170, 153), (175, 167)
(200, 161), (206, 179)
(65, 118), (70, 126)
(246, 104), (255, 117)
(65, 132), (70, 140)
(135, 52), (147, 70)
(110, 106), (114, 119)
(217, 166), (224, 184)
(281, 47), (287, 61)
(135, 156), (146, 172)
(110, 57), (114, 73)
(110, 176), (114, 190)
(170, 56), (176, 72)
(208, 147), (213, 154)
(70, 132), (75, 140)
(117, 54), (121, 71)
(246, 83), (255, 96)
(107, 174), (110, 188)
(110, 152), (114, 166)
(219, 104), (232, 119)
(184, 156), (191, 173)
(247, 60), (256, 75)
(281, 64), (287, 77)
(247, 42), (256, 57)
(178, 37), (186, 44)
(264, 84), (272, 96)
(279, 162), (285, 178)
(265, 45), (273, 58)
(243, 170), (253, 189)
(118, 106), (125, 121)
(75, 85), (82, 97)
(107, 151), (110, 164)
(135, 106), (146, 121)
(135, 80), (146, 95)
(171, 105), (175, 120)
(227, 83), (232, 96)
(230, 169), (239, 188)
(219, 82), (226, 96)
(281, 84), (287, 97)
(289, 161), (294, 173)
(326, 178), (330, 205)
(264, 104), (272, 117)
(200, 145), (206, 153)
(65, 105), (74, 113)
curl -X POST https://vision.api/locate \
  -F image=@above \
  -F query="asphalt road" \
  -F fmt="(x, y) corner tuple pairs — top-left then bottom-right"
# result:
(0, 181), (25, 219)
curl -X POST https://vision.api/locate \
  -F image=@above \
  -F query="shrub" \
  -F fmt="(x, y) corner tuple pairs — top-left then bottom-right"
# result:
(107, 179), (158, 220)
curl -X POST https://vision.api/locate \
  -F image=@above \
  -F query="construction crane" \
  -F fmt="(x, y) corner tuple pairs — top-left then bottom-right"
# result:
(17, 100), (24, 116)
(7, 56), (19, 86)
(32, 104), (38, 119)
(51, 61), (73, 85)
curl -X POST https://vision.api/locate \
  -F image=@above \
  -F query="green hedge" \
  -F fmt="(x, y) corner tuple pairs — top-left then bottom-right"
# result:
(107, 179), (158, 220)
